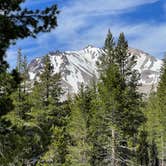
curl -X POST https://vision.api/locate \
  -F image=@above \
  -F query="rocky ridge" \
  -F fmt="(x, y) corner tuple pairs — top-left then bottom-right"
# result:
(28, 45), (163, 95)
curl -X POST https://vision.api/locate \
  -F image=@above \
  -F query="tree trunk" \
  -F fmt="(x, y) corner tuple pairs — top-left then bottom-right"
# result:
(112, 128), (116, 166)
(161, 135), (164, 166)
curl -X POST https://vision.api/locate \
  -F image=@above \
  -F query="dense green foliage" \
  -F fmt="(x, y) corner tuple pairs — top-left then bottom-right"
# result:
(0, 0), (59, 165)
(143, 56), (166, 166)
(0, 0), (59, 69)
(0, 1), (166, 165)
(0, 0), (59, 117)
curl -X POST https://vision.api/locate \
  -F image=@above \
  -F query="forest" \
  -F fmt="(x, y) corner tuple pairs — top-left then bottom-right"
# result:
(0, 0), (166, 166)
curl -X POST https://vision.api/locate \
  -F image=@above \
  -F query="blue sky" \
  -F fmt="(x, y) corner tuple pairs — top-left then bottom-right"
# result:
(7, 0), (166, 68)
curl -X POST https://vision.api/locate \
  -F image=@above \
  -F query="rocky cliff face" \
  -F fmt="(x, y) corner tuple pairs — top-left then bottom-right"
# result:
(28, 45), (163, 94)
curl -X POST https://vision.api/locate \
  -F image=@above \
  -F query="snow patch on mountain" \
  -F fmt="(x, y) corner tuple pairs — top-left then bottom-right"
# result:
(28, 46), (163, 94)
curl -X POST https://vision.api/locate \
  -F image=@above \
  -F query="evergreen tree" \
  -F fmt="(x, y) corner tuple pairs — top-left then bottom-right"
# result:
(91, 30), (122, 165)
(138, 58), (166, 166)
(0, 0), (59, 120)
(0, 1), (59, 163)
(14, 49), (30, 119)
(37, 101), (70, 166)
(28, 55), (61, 155)
(136, 130), (149, 166)
(115, 32), (129, 77)
(142, 91), (161, 166)
(115, 33), (145, 165)
(156, 56), (166, 165)
(143, 56), (166, 165)
(94, 30), (145, 165)
(149, 139), (159, 166)
(26, 55), (70, 165)
(66, 85), (94, 166)
(0, 0), (59, 68)
(0, 49), (32, 165)
(98, 29), (115, 71)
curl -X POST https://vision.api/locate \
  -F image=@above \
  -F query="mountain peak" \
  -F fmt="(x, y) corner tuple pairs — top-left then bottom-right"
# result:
(28, 46), (163, 95)
(128, 47), (153, 57)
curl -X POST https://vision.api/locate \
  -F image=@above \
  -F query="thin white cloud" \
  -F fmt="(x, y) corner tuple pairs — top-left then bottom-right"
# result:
(64, 0), (159, 15)
(37, 0), (160, 44)
(37, 19), (166, 59)
(56, 0), (160, 35)
(36, 0), (162, 52)
(7, 0), (163, 68)
(128, 23), (166, 57)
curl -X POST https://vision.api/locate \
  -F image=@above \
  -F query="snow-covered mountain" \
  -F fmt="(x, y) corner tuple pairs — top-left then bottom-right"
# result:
(28, 45), (163, 94)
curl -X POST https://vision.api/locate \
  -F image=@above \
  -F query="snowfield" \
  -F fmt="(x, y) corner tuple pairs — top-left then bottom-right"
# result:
(28, 46), (163, 95)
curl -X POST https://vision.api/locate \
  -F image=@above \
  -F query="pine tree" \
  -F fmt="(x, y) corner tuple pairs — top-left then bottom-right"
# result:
(37, 101), (70, 166)
(0, 49), (32, 165)
(92, 30), (122, 165)
(13, 49), (30, 119)
(149, 139), (159, 166)
(114, 33), (145, 165)
(0, 0), (59, 122)
(0, 0), (59, 119)
(25, 55), (70, 165)
(89, 85), (116, 166)
(94, 30), (145, 165)
(66, 85), (94, 166)
(136, 130), (149, 165)
(156, 56), (166, 165)
(142, 90), (162, 166)
(115, 32), (129, 77)
(0, 0), (59, 68)
(28, 55), (60, 155)
(0, 1), (59, 162)
(98, 29), (115, 71)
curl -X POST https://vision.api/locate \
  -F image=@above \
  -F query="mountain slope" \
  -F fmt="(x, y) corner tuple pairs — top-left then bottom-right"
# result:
(28, 45), (163, 94)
